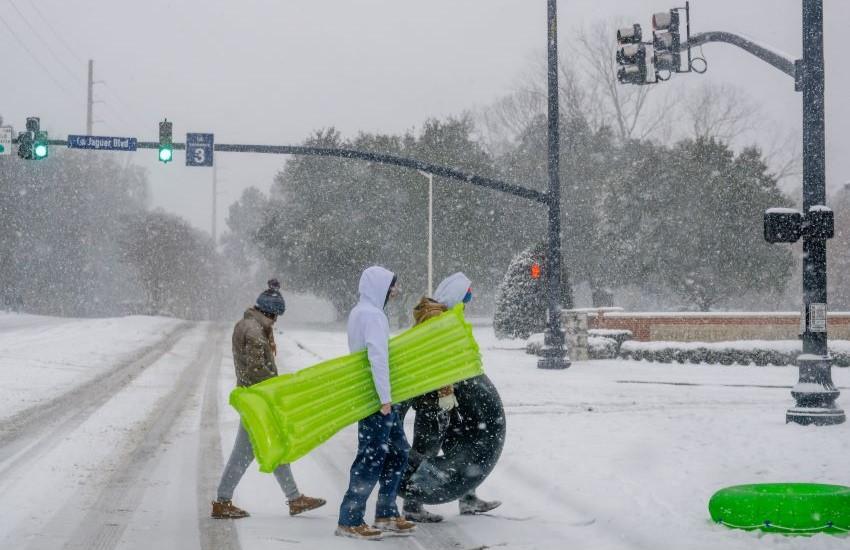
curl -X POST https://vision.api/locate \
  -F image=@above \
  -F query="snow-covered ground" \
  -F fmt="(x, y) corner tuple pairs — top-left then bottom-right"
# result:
(0, 311), (848, 549)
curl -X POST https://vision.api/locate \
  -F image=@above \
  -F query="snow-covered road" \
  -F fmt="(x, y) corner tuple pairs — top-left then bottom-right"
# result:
(0, 312), (847, 549)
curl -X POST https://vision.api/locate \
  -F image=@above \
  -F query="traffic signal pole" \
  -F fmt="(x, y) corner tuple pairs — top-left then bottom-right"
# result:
(538, 0), (570, 369)
(788, 0), (842, 425)
(625, 0), (842, 425)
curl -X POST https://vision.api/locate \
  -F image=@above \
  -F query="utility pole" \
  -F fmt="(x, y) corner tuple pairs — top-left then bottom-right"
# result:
(212, 162), (218, 244)
(538, 0), (570, 369)
(86, 59), (94, 135)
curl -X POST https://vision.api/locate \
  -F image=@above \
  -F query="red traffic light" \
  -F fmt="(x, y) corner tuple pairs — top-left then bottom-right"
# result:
(530, 263), (542, 280)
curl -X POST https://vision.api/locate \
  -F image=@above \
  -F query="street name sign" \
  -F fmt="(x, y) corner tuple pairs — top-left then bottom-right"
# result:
(67, 135), (137, 151)
(186, 133), (214, 166)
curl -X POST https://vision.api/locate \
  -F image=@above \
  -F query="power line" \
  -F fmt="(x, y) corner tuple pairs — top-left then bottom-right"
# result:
(27, 1), (85, 66)
(8, 0), (85, 85)
(17, 2), (147, 134)
(0, 12), (79, 100)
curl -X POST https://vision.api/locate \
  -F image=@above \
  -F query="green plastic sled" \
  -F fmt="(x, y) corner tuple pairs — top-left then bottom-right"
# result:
(709, 483), (850, 535)
(230, 304), (484, 472)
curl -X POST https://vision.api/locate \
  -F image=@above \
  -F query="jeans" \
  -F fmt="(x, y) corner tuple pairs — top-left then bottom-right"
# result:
(338, 407), (410, 526)
(216, 423), (300, 501)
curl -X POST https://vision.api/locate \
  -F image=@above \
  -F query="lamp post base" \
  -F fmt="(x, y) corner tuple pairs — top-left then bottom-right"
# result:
(786, 355), (845, 426)
(537, 328), (570, 369)
(786, 407), (845, 426)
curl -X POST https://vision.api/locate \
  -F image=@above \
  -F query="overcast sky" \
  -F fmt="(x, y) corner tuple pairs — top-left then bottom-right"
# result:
(1, 0), (847, 236)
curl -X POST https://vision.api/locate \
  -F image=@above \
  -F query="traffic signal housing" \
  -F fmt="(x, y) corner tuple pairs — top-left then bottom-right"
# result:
(158, 119), (173, 163)
(616, 24), (647, 85)
(33, 130), (49, 160)
(17, 131), (33, 160)
(652, 10), (681, 73)
(17, 117), (44, 160)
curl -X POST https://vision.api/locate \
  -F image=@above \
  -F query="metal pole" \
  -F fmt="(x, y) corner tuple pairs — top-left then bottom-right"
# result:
(538, 0), (569, 369)
(86, 60), (93, 135)
(212, 162), (218, 244)
(428, 172), (434, 297)
(787, 0), (844, 425)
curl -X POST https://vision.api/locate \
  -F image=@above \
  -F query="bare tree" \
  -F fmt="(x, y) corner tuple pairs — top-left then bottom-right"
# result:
(680, 82), (758, 142)
(571, 20), (674, 142)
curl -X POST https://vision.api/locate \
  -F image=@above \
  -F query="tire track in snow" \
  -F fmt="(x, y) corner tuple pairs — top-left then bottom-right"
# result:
(196, 332), (242, 550)
(0, 322), (192, 484)
(497, 460), (656, 550)
(289, 335), (478, 550)
(55, 324), (221, 550)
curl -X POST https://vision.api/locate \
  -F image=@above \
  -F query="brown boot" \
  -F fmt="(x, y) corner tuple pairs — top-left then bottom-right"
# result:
(335, 523), (384, 540)
(373, 516), (417, 536)
(287, 494), (327, 516)
(211, 499), (250, 519)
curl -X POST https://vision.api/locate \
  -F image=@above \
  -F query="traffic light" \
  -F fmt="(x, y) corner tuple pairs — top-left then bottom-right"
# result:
(33, 130), (49, 160)
(17, 131), (33, 160)
(158, 119), (173, 163)
(652, 10), (681, 73)
(17, 117), (42, 160)
(616, 24), (647, 85)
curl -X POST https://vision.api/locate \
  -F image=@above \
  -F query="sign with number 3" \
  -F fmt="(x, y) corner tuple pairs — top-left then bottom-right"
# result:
(186, 133), (214, 167)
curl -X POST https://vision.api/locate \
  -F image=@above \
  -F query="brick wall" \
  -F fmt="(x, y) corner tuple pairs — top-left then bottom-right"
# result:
(586, 312), (850, 342)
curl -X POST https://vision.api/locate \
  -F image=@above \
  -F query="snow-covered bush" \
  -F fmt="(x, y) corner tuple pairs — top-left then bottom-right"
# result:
(588, 336), (618, 359)
(526, 333), (618, 360)
(588, 328), (633, 348)
(524, 332), (545, 355)
(620, 340), (850, 366)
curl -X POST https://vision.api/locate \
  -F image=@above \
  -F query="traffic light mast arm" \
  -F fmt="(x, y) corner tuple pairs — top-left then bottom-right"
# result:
(134, 141), (549, 204)
(685, 31), (797, 79)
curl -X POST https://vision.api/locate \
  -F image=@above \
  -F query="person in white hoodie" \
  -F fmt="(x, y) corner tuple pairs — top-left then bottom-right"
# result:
(335, 266), (417, 541)
(402, 272), (502, 522)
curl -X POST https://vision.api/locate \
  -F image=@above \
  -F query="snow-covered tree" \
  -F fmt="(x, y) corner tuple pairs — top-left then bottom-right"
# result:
(493, 242), (573, 339)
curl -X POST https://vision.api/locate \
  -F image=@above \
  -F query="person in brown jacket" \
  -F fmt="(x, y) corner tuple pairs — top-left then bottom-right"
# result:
(402, 272), (501, 523)
(211, 285), (326, 519)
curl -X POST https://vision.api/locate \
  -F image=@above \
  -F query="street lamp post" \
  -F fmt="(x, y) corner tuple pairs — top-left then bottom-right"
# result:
(418, 170), (434, 296)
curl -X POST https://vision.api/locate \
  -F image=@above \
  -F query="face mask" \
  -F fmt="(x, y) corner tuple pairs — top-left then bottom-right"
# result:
(462, 289), (473, 304)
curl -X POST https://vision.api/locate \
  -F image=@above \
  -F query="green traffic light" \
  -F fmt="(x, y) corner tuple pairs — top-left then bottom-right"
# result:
(159, 147), (173, 163)
(33, 143), (48, 159)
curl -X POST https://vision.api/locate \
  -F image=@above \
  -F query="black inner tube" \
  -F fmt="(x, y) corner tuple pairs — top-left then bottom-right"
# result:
(399, 374), (506, 504)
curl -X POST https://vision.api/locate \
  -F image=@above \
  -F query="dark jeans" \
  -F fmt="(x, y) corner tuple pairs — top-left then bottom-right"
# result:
(338, 407), (410, 526)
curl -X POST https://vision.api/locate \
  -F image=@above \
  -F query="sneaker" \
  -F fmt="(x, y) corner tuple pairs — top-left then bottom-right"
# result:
(459, 496), (502, 515)
(373, 516), (417, 535)
(403, 502), (444, 523)
(211, 499), (250, 519)
(335, 524), (384, 540)
(288, 494), (327, 516)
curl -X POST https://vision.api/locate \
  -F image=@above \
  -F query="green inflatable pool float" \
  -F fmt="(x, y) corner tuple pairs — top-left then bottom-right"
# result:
(709, 483), (850, 535)
(230, 304), (484, 472)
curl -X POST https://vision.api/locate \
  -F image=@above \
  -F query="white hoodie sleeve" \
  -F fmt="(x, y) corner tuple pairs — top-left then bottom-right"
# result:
(363, 317), (392, 404)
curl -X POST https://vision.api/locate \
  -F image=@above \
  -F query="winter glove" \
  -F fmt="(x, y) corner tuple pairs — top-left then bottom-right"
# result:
(438, 393), (459, 411)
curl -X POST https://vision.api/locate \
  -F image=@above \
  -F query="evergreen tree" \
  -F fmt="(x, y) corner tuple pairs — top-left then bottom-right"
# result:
(493, 242), (573, 339)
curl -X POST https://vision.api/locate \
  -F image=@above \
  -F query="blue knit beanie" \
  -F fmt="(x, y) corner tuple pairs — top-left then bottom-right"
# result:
(256, 289), (286, 316)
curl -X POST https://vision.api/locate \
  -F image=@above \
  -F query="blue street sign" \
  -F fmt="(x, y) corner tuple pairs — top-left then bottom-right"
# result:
(186, 133), (214, 167)
(67, 135), (137, 151)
